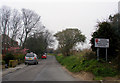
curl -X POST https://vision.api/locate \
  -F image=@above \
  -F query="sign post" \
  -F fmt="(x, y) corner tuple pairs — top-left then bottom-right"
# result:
(97, 48), (99, 60)
(106, 48), (107, 61)
(95, 38), (109, 61)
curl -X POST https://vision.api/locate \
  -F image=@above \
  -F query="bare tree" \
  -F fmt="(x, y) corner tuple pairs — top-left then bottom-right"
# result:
(10, 9), (22, 41)
(0, 6), (11, 51)
(43, 30), (54, 47)
(18, 27), (25, 47)
(21, 8), (41, 48)
(0, 6), (11, 35)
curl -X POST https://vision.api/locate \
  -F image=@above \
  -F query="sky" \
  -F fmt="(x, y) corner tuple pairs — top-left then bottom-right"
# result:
(0, 0), (119, 49)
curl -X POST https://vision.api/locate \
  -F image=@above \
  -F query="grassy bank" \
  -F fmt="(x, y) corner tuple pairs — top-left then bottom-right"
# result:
(56, 54), (118, 80)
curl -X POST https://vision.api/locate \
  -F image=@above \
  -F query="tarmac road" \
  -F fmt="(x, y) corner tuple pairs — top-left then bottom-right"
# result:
(2, 55), (79, 81)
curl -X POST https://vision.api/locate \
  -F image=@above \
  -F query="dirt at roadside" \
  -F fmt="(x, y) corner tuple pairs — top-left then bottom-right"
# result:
(62, 66), (120, 81)
(62, 66), (95, 80)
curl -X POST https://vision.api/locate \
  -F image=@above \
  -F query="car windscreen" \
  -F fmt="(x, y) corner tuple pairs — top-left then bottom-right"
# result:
(43, 55), (46, 56)
(26, 53), (34, 57)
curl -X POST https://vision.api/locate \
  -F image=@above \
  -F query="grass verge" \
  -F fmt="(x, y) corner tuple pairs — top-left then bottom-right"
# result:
(56, 54), (118, 80)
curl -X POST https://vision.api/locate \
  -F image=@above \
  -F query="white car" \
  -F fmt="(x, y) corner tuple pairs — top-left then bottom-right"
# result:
(25, 52), (38, 65)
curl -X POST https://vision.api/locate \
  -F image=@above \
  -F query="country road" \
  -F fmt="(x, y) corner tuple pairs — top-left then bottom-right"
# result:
(2, 55), (80, 81)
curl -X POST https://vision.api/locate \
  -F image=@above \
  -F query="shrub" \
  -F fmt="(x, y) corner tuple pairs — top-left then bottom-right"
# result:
(14, 54), (25, 60)
(56, 54), (64, 63)
(81, 59), (117, 77)
(56, 54), (118, 77)
(3, 53), (15, 65)
(8, 47), (28, 55)
(92, 67), (117, 77)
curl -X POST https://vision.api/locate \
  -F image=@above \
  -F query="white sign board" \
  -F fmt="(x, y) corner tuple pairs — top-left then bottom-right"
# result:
(95, 38), (109, 48)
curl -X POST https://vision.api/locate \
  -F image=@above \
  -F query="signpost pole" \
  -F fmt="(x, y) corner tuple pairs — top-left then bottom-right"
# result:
(106, 48), (107, 61)
(97, 48), (99, 61)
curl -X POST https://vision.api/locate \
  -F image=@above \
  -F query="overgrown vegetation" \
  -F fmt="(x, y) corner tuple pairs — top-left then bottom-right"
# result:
(56, 50), (118, 78)
(55, 13), (120, 80)
(90, 22), (120, 60)
(3, 53), (25, 66)
(91, 14), (120, 70)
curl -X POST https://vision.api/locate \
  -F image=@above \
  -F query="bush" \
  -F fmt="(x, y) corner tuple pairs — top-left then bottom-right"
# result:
(84, 50), (96, 60)
(56, 54), (118, 77)
(14, 54), (25, 60)
(56, 54), (82, 72)
(3, 53), (15, 65)
(56, 54), (64, 63)
(93, 67), (117, 77)
(3, 53), (25, 66)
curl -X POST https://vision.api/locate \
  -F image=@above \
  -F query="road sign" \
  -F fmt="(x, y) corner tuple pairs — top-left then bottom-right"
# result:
(95, 38), (109, 48)
(95, 38), (109, 61)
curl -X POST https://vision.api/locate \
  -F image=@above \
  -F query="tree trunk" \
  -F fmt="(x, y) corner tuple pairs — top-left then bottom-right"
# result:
(22, 32), (28, 49)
